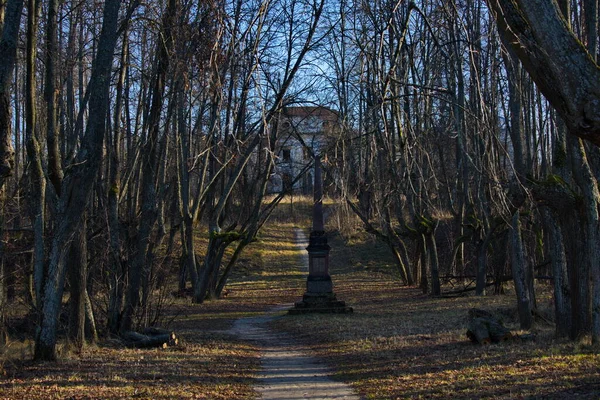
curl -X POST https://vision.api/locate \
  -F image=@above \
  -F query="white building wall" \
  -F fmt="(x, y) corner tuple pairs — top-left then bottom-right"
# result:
(268, 107), (337, 194)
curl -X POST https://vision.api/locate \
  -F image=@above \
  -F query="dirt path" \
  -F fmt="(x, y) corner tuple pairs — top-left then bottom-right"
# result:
(229, 229), (360, 400)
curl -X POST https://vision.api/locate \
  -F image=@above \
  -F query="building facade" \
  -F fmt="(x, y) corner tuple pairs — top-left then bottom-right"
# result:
(269, 106), (339, 194)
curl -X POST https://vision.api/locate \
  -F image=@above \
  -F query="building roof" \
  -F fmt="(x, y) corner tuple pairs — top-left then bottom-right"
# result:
(283, 106), (339, 122)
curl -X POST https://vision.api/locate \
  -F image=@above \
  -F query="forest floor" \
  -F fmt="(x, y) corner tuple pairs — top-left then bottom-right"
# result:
(0, 198), (599, 399)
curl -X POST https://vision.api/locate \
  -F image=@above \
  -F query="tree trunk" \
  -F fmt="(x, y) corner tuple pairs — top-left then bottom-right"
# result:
(448, 9), (469, 276)
(175, 85), (197, 293)
(84, 288), (97, 343)
(45, 0), (63, 194)
(426, 232), (440, 296)
(120, 184), (157, 332)
(488, 0), (600, 147)
(476, 224), (500, 296)
(35, 0), (124, 361)
(390, 228), (414, 286)
(0, 192), (6, 343)
(0, 0), (24, 190)
(418, 238), (427, 293)
(106, 31), (128, 334)
(559, 206), (589, 340)
(25, 0), (44, 310)
(510, 212), (533, 329)
(542, 208), (572, 338)
(568, 135), (600, 343)
(215, 239), (248, 298)
(584, 0), (598, 62)
(181, 218), (197, 291)
(12, 53), (18, 188)
(193, 237), (224, 303)
(67, 218), (87, 351)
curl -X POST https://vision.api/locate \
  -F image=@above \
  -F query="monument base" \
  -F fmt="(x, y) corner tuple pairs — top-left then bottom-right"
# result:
(306, 275), (333, 293)
(289, 283), (353, 314)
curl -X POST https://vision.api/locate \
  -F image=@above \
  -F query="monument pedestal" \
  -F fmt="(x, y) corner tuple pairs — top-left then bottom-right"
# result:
(289, 232), (353, 315)
(289, 291), (352, 314)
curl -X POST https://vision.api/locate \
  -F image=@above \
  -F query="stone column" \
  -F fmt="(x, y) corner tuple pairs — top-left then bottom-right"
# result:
(312, 156), (324, 233)
(289, 155), (352, 314)
(306, 156), (332, 293)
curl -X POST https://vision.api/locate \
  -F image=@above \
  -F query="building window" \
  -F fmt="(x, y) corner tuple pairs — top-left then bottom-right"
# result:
(283, 148), (291, 161)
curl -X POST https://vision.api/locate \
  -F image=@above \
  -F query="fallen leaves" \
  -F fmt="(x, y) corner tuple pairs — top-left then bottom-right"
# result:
(271, 228), (600, 399)
(1, 202), (599, 399)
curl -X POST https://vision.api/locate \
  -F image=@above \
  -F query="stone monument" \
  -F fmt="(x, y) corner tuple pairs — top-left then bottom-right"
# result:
(289, 156), (353, 314)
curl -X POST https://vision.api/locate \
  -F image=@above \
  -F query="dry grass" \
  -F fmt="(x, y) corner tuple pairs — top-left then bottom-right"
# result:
(0, 318), (259, 399)
(0, 219), (305, 399)
(1, 197), (599, 399)
(272, 227), (600, 399)
(0, 208), (321, 399)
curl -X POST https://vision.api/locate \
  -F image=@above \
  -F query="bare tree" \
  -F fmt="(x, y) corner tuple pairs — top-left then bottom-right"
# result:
(120, 0), (178, 333)
(35, 0), (126, 361)
(0, 0), (24, 190)
(489, 0), (600, 343)
(25, 0), (44, 309)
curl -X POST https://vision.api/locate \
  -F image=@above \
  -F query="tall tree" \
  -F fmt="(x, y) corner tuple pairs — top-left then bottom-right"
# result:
(488, 0), (600, 343)
(35, 0), (125, 361)
(25, 0), (44, 309)
(45, 0), (63, 194)
(120, 0), (178, 333)
(0, 0), (24, 190)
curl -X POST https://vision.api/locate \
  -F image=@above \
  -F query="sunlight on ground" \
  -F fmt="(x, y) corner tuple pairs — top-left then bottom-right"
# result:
(2, 199), (599, 399)
(270, 224), (600, 400)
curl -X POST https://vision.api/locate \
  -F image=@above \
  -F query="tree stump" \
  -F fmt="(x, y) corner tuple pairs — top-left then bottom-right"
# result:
(466, 309), (512, 344)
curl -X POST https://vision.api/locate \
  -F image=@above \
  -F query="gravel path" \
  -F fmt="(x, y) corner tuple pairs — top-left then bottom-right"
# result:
(228, 229), (360, 400)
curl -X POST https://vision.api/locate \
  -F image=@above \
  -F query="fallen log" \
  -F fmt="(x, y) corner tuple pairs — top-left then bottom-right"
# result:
(142, 327), (177, 340)
(466, 308), (512, 344)
(121, 329), (178, 349)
